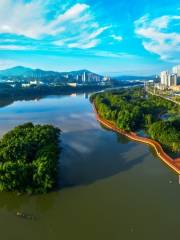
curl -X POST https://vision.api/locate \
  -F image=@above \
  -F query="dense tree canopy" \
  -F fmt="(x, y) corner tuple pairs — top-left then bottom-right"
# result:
(91, 87), (180, 153)
(148, 120), (180, 153)
(0, 123), (61, 194)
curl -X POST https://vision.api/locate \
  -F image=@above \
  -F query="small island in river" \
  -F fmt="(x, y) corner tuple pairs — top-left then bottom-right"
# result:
(91, 87), (180, 174)
(0, 123), (61, 194)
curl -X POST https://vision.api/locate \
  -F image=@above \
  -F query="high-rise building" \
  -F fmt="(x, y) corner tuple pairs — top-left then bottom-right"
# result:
(82, 72), (86, 82)
(158, 65), (180, 90)
(103, 76), (110, 81)
(172, 65), (180, 76)
(168, 74), (177, 86)
(160, 71), (169, 86)
(76, 75), (79, 81)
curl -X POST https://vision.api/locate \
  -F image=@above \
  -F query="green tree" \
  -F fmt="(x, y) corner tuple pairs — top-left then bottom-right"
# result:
(0, 123), (61, 194)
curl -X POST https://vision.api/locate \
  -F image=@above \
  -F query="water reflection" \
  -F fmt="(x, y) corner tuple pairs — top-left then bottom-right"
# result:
(60, 118), (150, 187)
(0, 93), (180, 240)
(0, 92), (148, 191)
(0, 93), (160, 189)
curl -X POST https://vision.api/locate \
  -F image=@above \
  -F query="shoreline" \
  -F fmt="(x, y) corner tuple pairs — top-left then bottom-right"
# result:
(93, 103), (180, 175)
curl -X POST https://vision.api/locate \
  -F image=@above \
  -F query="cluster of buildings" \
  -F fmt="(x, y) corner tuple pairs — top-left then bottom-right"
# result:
(1, 70), (111, 89)
(72, 71), (110, 83)
(77, 72), (101, 82)
(157, 65), (180, 91)
(62, 71), (110, 83)
(4, 79), (44, 88)
(21, 80), (43, 88)
(67, 71), (111, 87)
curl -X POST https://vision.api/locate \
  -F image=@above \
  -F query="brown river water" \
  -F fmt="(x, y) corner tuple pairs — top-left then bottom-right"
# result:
(0, 92), (179, 240)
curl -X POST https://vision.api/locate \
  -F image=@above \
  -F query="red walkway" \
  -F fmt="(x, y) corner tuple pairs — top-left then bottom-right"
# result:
(93, 103), (180, 175)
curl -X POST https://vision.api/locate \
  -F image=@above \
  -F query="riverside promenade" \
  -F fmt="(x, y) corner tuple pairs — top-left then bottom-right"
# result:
(93, 103), (180, 175)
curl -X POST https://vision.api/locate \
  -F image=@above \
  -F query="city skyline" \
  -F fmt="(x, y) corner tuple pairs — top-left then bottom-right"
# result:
(0, 0), (179, 75)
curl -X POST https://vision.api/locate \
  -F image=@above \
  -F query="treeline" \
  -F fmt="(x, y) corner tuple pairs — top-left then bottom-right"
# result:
(148, 120), (180, 153)
(0, 123), (61, 194)
(0, 83), (108, 100)
(0, 83), (110, 109)
(91, 87), (180, 153)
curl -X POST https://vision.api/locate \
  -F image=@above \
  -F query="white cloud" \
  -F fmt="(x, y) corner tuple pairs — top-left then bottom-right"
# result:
(0, 0), (45, 39)
(0, 39), (17, 43)
(111, 34), (123, 41)
(0, 0), (110, 49)
(64, 26), (110, 49)
(0, 1), (92, 39)
(0, 45), (33, 50)
(49, 3), (89, 26)
(68, 39), (100, 49)
(135, 14), (180, 62)
(88, 26), (110, 39)
(93, 50), (141, 59)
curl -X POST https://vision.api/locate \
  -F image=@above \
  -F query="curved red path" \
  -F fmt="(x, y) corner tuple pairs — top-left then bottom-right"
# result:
(93, 103), (180, 174)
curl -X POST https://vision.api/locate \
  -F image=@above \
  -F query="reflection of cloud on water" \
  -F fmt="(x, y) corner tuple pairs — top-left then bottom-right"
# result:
(0, 108), (98, 135)
(0, 95), (161, 192)
(65, 141), (91, 154)
(60, 127), (150, 187)
(54, 112), (99, 133)
(62, 126), (102, 155)
(0, 113), (26, 120)
(66, 112), (94, 119)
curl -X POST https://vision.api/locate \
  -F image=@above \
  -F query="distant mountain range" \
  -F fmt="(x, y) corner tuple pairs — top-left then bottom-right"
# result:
(0, 66), (107, 86)
(0, 66), (98, 79)
(0, 66), (155, 82)
(0, 66), (32, 77)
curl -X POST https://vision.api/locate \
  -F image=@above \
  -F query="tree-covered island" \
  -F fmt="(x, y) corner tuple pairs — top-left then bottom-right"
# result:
(91, 87), (180, 153)
(0, 123), (61, 194)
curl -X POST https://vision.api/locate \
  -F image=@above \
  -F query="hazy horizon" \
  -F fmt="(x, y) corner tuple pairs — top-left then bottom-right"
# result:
(0, 65), (159, 77)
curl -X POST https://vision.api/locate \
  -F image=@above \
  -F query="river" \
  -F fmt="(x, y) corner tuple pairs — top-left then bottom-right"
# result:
(0, 92), (179, 240)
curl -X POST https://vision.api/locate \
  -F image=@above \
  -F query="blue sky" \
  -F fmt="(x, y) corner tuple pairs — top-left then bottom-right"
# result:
(0, 0), (179, 75)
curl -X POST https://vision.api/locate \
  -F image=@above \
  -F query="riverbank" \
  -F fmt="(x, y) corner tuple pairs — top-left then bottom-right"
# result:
(93, 102), (180, 175)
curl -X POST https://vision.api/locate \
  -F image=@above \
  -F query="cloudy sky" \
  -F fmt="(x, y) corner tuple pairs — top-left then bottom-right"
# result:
(0, 0), (179, 75)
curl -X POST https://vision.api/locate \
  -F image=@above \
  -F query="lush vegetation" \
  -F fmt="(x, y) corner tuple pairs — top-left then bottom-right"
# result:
(173, 96), (180, 103)
(0, 83), (108, 99)
(148, 120), (180, 153)
(91, 87), (180, 153)
(0, 123), (61, 194)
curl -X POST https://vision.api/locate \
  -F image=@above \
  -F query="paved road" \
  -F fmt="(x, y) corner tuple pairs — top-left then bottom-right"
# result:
(148, 91), (180, 106)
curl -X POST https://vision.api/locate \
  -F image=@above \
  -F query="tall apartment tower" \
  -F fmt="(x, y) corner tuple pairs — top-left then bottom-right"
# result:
(172, 65), (180, 76)
(82, 72), (86, 82)
(168, 74), (177, 86)
(160, 71), (169, 86)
